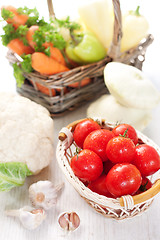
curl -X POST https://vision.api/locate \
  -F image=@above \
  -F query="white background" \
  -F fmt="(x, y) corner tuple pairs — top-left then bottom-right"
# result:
(0, 1), (160, 240)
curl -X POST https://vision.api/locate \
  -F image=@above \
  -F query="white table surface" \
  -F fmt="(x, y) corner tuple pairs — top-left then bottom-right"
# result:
(0, 1), (160, 239)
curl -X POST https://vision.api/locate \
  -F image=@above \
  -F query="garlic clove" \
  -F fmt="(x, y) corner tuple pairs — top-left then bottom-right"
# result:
(29, 180), (64, 210)
(58, 212), (80, 232)
(5, 206), (46, 230)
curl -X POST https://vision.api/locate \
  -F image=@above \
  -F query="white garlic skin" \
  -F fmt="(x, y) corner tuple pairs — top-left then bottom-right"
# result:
(29, 180), (64, 210)
(5, 206), (46, 230)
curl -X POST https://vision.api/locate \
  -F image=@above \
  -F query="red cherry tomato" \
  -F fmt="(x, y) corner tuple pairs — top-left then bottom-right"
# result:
(83, 129), (114, 162)
(88, 174), (114, 198)
(136, 177), (152, 195)
(73, 119), (101, 148)
(106, 136), (135, 164)
(103, 161), (115, 175)
(105, 163), (142, 197)
(70, 149), (103, 182)
(133, 144), (160, 176)
(112, 123), (138, 145)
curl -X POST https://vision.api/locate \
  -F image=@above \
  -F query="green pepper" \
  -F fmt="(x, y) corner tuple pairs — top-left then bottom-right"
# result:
(66, 41), (83, 63)
(65, 31), (106, 64)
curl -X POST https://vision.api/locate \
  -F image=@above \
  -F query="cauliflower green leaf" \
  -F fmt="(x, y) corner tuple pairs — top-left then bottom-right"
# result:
(0, 162), (32, 192)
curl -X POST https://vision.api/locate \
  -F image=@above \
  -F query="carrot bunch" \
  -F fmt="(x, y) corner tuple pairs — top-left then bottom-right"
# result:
(1, 6), (91, 96)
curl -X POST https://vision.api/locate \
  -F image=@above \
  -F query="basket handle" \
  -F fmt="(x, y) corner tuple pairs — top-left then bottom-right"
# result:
(107, 0), (122, 59)
(47, 0), (56, 19)
(58, 118), (107, 141)
(58, 118), (87, 141)
(119, 179), (160, 207)
(47, 0), (122, 59)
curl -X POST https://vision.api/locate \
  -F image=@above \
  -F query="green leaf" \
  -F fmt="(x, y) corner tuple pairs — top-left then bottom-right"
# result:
(0, 162), (32, 192)
(1, 24), (18, 46)
(16, 25), (29, 45)
(13, 55), (33, 87)
(44, 47), (51, 57)
(13, 63), (25, 87)
(17, 6), (39, 17)
(26, 16), (39, 27)
(21, 54), (33, 73)
(1, 24), (29, 46)
(17, 6), (45, 27)
(54, 16), (81, 32)
(1, 8), (14, 20)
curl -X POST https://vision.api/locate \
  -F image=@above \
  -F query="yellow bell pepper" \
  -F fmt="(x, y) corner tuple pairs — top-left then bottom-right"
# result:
(121, 6), (149, 52)
(78, 0), (114, 52)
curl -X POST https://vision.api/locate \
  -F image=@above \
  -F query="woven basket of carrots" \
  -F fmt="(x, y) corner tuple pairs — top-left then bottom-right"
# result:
(56, 118), (160, 220)
(1, 0), (153, 116)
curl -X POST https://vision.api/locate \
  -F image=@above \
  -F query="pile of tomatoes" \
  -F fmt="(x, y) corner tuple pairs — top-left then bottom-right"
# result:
(70, 119), (160, 198)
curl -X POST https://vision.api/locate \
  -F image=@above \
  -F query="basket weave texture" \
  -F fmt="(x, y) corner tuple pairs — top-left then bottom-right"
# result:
(7, 0), (153, 116)
(56, 118), (160, 220)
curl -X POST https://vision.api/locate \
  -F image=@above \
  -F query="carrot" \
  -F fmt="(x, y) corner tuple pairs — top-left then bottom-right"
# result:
(31, 52), (69, 75)
(7, 38), (34, 56)
(2, 6), (28, 28)
(68, 77), (92, 88)
(34, 82), (56, 96)
(26, 25), (39, 49)
(43, 42), (66, 66)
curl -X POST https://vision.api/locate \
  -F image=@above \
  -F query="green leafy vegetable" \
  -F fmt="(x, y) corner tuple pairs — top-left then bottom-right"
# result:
(54, 16), (81, 33)
(32, 23), (66, 51)
(44, 47), (51, 57)
(1, 24), (18, 46)
(16, 25), (29, 45)
(21, 54), (33, 72)
(0, 162), (32, 192)
(13, 63), (25, 87)
(1, 8), (14, 20)
(13, 54), (33, 87)
(17, 6), (39, 16)
(17, 6), (47, 27)
(1, 24), (29, 46)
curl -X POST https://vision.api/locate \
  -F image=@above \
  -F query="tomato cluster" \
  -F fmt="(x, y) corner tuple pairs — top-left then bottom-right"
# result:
(70, 119), (160, 198)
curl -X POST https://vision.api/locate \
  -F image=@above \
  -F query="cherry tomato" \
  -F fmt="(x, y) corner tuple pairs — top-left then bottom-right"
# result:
(73, 119), (101, 148)
(105, 163), (142, 197)
(135, 177), (152, 195)
(83, 129), (114, 162)
(112, 123), (138, 145)
(103, 160), (115, 175)
(88, 174), (114, 198)
(106, 136), (135, 163)
(70, 149), (103, 182)
(133, 144), (160, 176)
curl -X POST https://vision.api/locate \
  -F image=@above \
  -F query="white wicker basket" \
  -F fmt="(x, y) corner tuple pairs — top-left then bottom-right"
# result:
(56, 118), (160, 220)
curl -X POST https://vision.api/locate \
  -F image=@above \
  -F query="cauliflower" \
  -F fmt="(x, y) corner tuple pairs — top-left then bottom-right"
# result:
(0, 92), (54, 174)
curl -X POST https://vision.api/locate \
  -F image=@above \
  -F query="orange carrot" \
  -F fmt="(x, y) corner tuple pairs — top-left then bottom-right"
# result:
(26, 25), (39, 49)
(7, 38), (34, 56)
(2, 6), (28, 28)
(68, 77), (92, 88)
(43, 42), (66, 66)
(30, 80), (68, 96)
(31, 52), (69, 75)
(34, 82), (56, 96)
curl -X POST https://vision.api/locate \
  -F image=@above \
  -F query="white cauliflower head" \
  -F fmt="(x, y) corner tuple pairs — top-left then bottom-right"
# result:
(0, 92), (54, 174)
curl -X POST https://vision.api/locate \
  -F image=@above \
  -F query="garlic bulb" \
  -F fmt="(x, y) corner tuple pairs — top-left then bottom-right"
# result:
(5, 206), (46, 230)
(58, 212), (80, 232)
(29, 180), (64, 210)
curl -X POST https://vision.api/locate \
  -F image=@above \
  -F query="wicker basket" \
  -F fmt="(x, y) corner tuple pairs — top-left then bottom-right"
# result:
(6, 0), (153, 116)
(56, 118), (160, 220)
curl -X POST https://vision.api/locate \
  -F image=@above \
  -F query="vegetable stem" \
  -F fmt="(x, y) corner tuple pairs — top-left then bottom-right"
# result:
(135, 6), (140, 16)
